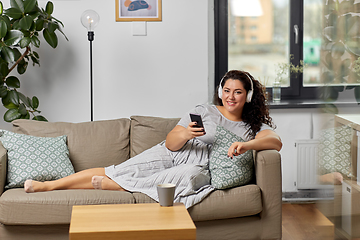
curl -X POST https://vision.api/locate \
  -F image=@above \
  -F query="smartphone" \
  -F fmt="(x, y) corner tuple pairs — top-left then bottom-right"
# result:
(190, 113), (205, 132)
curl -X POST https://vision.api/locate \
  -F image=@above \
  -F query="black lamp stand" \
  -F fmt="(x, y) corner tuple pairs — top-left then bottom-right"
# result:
(88, 31), (94, 121)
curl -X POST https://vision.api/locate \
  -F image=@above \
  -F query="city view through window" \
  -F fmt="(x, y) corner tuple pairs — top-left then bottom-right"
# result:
(228, 0), (360, 89)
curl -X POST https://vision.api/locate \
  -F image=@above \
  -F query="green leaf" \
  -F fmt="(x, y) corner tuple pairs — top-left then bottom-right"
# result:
(18, 92), (30, 107)
(4, 108), (21, 122)
(12, 48), (21, 60)
(27, 96), (31, 107)
(24, 0), (37, 13)
(32, 96), (39, 109)
(32, 115), (47, 121)
(29, 11), (40, 19)
(0, 20), (7, 38)
(19, 15), (33, 31)
(47, 21), (57, 33)
(10, 0), (25, 12)
(8, 90), (19, 105)
(35, 18), (44, 31)
(18, 103), (27, 115)
(2, 91), (18, 109)
(0, 1), (3, 15)
(56, 26), (68, 41)
(52, 16), (64, 28)
(30, 35), (40, 47)
(33, 51), (39, 58)
(43, 28), (57, 48)
(6, 76), (20, 88)
(0, 46), (15, 63)
(2, 101), (17, 109)
(30, 55), (39, 66)
(17, 61), (27, 74)
(0, 86), (8, 98)
(4, 30), (24, 46)
(45, 1), (53, 15)
(11, 19), (20, 30)
(0, 15), (12, 30)
(19, 36), (31, 48)
(0, 61), (9, 79)
(4, 8), (23, 19)
(20, 111), (30, 119)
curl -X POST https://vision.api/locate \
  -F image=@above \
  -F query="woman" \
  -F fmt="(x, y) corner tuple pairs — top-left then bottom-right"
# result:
(24, 70), (282, 208)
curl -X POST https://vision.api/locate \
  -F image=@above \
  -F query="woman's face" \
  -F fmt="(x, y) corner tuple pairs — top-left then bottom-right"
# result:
(221, 79), (247, 116)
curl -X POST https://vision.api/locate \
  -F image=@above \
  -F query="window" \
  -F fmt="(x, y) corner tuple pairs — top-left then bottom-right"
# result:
(215, 0), (360, 102)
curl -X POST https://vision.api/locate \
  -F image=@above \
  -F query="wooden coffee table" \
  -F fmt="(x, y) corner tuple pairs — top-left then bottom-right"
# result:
(69, 203), (196, 240)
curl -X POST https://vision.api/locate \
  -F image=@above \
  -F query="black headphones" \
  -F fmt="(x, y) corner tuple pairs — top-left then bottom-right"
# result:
(218, 72), (254, 103)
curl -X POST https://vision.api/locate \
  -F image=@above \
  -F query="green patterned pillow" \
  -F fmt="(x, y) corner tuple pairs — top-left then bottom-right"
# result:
(0, 130), (75, 188)
(209, 125), (254, 189)
(318, 125), (352, 177)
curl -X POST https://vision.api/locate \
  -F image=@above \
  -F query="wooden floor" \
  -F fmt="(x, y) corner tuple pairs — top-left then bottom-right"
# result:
(282, 203), (335, 240)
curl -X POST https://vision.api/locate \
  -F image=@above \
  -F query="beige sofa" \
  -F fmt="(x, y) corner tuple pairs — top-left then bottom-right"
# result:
(0, 116), (282, 240)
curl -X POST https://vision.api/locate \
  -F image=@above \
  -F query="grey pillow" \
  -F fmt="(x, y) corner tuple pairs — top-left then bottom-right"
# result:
(209, 126), (254, 189)
(0, 130), (75, 188)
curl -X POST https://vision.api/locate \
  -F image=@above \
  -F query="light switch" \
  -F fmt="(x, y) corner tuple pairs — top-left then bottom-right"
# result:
(132, 22), (147, 36)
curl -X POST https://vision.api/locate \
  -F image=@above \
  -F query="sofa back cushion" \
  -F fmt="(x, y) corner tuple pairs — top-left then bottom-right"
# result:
(130, 116), (180, 158)
(11, 119), (130, 172)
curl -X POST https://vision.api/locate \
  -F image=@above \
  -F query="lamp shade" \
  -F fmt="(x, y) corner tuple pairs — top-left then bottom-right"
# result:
(81, 10), (100, 31)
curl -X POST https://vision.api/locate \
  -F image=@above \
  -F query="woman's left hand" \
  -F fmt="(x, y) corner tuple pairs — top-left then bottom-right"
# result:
(227, 141), (251, 159)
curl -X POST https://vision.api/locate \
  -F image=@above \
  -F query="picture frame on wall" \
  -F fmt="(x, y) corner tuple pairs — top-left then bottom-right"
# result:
(116, 0), (162, 22)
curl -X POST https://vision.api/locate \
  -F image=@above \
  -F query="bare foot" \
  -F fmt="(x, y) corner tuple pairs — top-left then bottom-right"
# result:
(24, 180), (48, 192)
(319, 172), (343, 185)
(24, 179), (34, 193)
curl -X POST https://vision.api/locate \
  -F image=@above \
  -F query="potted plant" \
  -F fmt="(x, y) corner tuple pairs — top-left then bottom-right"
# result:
(272, 55), (306, 101)
(0, 0), (67, 122)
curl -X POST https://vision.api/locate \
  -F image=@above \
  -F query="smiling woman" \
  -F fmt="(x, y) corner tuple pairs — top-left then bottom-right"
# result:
(218, 79), (247, 121)
(214, 70), (275, 139)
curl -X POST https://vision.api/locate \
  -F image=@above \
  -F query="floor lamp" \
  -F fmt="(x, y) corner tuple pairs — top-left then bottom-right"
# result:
(81, 10), (100, 121)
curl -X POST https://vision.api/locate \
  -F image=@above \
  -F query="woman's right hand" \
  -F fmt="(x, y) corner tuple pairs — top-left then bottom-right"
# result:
(186, 122), (206, 139)
(165, 123), (205, 152)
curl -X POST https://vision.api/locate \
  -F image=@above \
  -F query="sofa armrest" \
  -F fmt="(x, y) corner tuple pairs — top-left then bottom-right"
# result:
(254, 149), (282, 240)
(0, 143), (7, 195)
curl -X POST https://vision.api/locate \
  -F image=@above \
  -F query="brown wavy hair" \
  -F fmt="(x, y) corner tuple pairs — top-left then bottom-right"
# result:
(213, 70), (276, 138)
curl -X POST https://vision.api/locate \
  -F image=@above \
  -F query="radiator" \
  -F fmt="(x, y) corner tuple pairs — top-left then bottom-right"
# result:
(296, 139), (322, 189)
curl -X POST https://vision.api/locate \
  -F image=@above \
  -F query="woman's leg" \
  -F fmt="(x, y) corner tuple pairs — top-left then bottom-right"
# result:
(25, 168), (125, 192)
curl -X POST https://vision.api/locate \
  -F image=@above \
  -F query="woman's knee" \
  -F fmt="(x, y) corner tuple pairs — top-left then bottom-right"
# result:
(83, 167), (105, 176)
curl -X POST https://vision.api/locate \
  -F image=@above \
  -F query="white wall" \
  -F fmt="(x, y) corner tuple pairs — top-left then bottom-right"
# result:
(0, 0), (213, 130)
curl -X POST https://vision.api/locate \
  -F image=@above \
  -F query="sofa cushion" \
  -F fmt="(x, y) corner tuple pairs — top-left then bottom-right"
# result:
(130, 116), (180, 157)
(0, 130), (74, 189)
(188, 184), (262, 222)
(0, 188), (135, 225)
(209, 126), (254, 189)
(11, 119), (131, 172)
(132, 192), (157, 204)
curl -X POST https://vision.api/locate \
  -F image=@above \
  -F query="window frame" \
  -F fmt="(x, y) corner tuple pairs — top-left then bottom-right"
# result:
(214, 0), (319, 101)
